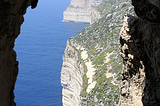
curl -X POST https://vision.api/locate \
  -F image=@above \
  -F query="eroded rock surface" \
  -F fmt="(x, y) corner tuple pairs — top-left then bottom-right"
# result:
(119, 0), (160, 105)
(61, 41), (84, 106)
(0, 0), (38, 106)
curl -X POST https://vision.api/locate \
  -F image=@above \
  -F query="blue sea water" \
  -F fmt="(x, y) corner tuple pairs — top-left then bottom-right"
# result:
(14, 0), (89, 106)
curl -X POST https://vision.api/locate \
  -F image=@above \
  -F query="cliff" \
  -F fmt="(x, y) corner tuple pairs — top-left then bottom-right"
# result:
(61, 41), (84, 106)
(0, 0), (38, 106)
(61, 0), (135, 105)
(119, 0), (160, 105)
(63, 0), (102, 23)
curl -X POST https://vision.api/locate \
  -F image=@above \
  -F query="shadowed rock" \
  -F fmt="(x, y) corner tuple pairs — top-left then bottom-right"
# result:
(31, 0), (38, 9)
(0, 0), (38, 106)
(119, 1), (160, 106)
(132, 0), (160, 22)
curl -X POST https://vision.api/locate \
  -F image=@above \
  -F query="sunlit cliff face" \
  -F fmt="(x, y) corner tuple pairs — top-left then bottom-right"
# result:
(63, 0), (102, 23)
(70, 0), (102, 8)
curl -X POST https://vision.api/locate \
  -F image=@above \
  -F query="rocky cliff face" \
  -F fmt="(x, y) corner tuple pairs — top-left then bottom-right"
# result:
(0, 0), (38, 106)
(61, 1), (135, 105)
(119, 0), (160, 105)
(63, 0), (102, 23)
(61, 41), (84, 106)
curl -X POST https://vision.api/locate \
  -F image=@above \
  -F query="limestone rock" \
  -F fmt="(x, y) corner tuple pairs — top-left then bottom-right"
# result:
(0, 0), (38, 106)
(119, 0), (160, 105)
(63, 0), (102, 23)
(61, 41), (84, 106)
(106, 14), (112, 20)
(119, 15), (146, 106)
(119, 6), (160, 106)
(90, 8), (101, 24)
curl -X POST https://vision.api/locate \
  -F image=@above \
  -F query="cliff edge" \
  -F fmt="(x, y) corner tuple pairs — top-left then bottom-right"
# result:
(119, 0), (160, 105)
(63, 0), (102, 23)
(0, 0), (38, 106)
(61, 41), (84, 106)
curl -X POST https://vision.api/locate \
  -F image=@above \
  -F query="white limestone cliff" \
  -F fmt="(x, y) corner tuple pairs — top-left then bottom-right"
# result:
(61, 41), (84, 106)
(63, 0), (102, 23)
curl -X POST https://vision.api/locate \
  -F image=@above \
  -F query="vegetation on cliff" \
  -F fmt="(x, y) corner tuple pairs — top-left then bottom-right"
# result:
(65, 0), (136, 105)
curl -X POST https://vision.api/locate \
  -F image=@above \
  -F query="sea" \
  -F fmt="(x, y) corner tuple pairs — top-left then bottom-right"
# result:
(14, 0), (89, 106)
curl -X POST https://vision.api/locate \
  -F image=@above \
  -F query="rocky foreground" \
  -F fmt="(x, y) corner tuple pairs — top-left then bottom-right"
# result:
(0, 0), (38, 106)
(119, 0), (160, 105)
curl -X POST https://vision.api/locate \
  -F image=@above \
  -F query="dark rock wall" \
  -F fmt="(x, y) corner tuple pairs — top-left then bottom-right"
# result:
(119, 0), (160, 106)
(0, 0), (38, 106)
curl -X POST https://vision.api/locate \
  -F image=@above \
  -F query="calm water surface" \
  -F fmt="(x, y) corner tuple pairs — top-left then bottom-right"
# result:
(14, 0), (89, 106)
